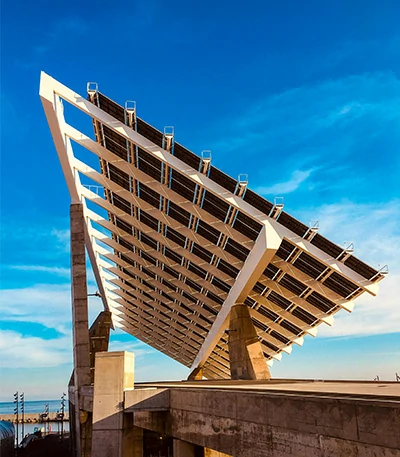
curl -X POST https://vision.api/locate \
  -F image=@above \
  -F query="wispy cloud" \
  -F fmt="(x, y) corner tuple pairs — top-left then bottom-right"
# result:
(0, 281), (103, 372)
(256, 168), (314, 195)
(0, 219), (69, 264)
(108, 338), (153, 358)
(0, 330), (71, 368)
(293, 199), (400, 338)
(0, 283), (103, 336)
(210, 72), (400, 200)
(0, 218), (99, 289)
(51, 229), (70, 252)
(294, 200), (400, 262)
(8, 265), (71, 277)
(319, 273), (400, 339)
(3, 261), (96, 286)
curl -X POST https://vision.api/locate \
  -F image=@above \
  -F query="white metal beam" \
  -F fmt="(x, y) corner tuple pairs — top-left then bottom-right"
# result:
(40, 72), (271, 225)
(190, 222), (282, 371)
(80, 185), (242, 267)
(39, 76), (109, 311)
(85, 207), (235, 284)
(65, 125), (254, 246)
(90, 226), (227, 299)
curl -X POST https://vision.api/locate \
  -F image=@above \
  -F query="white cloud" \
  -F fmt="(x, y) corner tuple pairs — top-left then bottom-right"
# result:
(0, 282), (104, 371)
(8, 265), (70, 277)
(293, 199), (400, 338)
(319, 273), (400, 338)
(0, 284), (72, 334)
(0, 330), (71, 368)
(256, 168), (314, 195)
(210, 72), (400, 199)
(108, 338), (153, 358)
(50, 228), (70, 253)
(0, 283), (103, 336)
(0, 219), (70, 265)
(295, 199), (399, 266)
(5, 262), (97, 285)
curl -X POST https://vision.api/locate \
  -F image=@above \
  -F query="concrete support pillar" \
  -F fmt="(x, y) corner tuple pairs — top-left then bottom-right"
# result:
(71, 203), (91, 388)
(70, 203), (91, 456)
(188, 367), (203, 380)
(120, 414), (143, 457)
(228, 303), (270, 380)
(174, 439), (196, 457)
(131, 426), (143, 457)
(89, 310), (112, 384)
(92, 351), (135, 457)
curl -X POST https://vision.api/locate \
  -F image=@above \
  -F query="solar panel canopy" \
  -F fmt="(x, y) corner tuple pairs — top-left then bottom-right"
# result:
(40, 72), (386, 380)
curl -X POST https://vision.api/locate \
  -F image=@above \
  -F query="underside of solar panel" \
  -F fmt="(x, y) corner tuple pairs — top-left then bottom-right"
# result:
(40, 73), (387, 380)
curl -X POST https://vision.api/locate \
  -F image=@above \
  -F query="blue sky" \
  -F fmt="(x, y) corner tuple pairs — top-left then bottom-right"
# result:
(1, 0), (400, 400)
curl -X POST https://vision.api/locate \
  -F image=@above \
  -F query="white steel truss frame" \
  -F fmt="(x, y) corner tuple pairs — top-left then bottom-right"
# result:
(40, 72), (384, 378)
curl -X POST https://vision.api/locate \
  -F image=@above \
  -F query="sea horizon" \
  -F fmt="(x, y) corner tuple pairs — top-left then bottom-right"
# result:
(0, 399), (69, 415)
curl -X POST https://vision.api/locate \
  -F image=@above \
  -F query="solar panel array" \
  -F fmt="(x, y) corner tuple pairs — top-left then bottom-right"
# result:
(80, 90), (385, 379)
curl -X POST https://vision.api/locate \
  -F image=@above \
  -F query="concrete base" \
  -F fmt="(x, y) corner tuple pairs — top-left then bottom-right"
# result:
(92, 351), (135, 457)
(228, 304), (270, 380)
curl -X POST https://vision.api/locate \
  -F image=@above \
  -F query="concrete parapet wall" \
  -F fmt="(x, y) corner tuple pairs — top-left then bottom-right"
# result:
(128, 387), (400, 457)
(125, 388), (170, 412)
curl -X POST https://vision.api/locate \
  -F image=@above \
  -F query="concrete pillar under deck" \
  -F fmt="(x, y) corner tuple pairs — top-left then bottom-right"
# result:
(228, 303), (270, 380)
(92, 351), (135, 457)
(131, 425), (143, 457)
(121, 414), (143, 457)
(71, 203), (91, 389)
(70, 203), (91, 457)
(174, 439), (196, 457)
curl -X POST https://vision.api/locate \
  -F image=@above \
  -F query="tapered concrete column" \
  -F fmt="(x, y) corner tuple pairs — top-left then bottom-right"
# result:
(89, 310), (112, 384)
(174, 439), (196, 457)
(188, 367), (203, 380)
(92, 351), (135, 457)
(121, 413), (143, 457)
(131, 426), (143, 457)
(228, 304), (270, 380)
(71, 203), (91, 389)
(70, 203), (91, 457)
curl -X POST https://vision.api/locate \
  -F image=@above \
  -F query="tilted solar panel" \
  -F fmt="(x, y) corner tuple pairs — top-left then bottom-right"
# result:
(40, 73), (386, 379)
